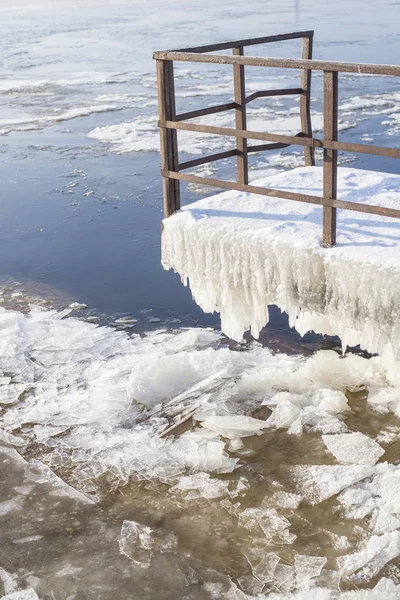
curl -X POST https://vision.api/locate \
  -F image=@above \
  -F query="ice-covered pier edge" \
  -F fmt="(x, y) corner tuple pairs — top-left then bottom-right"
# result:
(162, 167), (400, 381)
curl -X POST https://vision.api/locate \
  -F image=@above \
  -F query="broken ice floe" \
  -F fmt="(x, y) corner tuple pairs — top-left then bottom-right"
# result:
(119, 520), (155, 568)
(263, 389), (349, 435)
(200, 415), (269, 439)
(287, 465), (375, 504)
(1, 591), (39, 600)
(322, 432), (385, 465)
(119, 520), (178, 569)
(1, 305), (400, 593)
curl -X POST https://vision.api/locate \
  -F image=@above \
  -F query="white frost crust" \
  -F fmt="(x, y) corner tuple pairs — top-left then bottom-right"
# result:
(162, 167), (400, 368)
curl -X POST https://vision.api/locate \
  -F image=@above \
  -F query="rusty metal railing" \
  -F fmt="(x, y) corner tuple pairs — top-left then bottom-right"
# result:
(153, 31), (400, 247)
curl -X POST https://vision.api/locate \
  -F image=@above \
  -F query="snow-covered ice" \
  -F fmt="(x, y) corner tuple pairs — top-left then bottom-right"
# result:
(162, 166), (400, 367)
(287, 464), (375, 504)
(200, 415), (269, 439)
(322, 432), (385, 465)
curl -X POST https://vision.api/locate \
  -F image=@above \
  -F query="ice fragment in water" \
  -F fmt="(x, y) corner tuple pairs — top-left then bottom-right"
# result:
(294, 555), (327, 588)
(69, 302), (87, 310)
(227, 438), (245, 452)
(273, 491), (302, 509)
(170, 472), (230, 499)
(272, 563), (296, 592)
(0, 568), (15, 596)
(115, 316), (138, 326)
(237, 574), (265, 595)
(313, 569), (341, 591)
(339, 530), (400, 582)
(287, 464), (374, 504)
(2, 591), (39, 600)
(322, 432), (385, 465)
(118, 520), (154, 568)
(200, 415), (269, 439)
(13, 535), (43, 544)
(239, 508), (293, 543)
(265, 389), (348, 435)
(244, 550), (280, 584)
(224, 580), (251, 600)
(0, 497), (23, 516)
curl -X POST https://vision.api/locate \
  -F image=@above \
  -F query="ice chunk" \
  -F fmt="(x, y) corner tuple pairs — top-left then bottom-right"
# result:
(237, 574), (265, 595)
(287, 465), (374, 504)
(368, 387), (400, 415)
(69, 302), (87, 310)
(266, 389), (348, 435)
(170, 472), (230, 499)
(55, 565), (83, 577)
(0, 568), (15, 596)
(239, 508), (293, 544)
(118, 520), (154, 568)
(294, 555), (327, 588)
(2, 591), (39, 600)
(127, 350), (228, 408)
(200, 415), (269, 439)
(273, 492), (302, 509)
(227, 438), (245, 452)
(313, 569), (341, 591)
(339, 531), (400, 582)
(244, 550), (280, 585)
(322, 433), (385, 465)
(12, 535), (43, 544)
(115, 317), (138, 327)
(273, 563), (296, 592)
(0, 497), (23, 516)
(224, 580), (251, 600)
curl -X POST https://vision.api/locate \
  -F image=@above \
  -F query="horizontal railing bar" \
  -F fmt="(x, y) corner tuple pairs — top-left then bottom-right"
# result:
(175, 101), (237, 122)
(327, 140), (400, 159)
(161, 119), (315, 147)
(179, 149), (238, 171)
(153, 52), (400, 77)
(169, 31), (313, 54)
(162, 171), (400, 219)
(245, 88), (303, 103)
(163, 119), (399, 158)
(247, 142), (291, 152)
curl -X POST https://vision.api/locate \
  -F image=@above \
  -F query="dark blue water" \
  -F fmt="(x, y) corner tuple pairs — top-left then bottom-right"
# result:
(0, 0), (399, 347)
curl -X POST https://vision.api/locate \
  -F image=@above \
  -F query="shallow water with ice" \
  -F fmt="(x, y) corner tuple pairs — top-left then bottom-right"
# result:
(1, 0), (400, 598)
(0, 303), (400, 598)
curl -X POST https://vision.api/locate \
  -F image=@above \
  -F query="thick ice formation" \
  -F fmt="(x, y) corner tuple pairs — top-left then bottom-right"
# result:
(162, 167), (400, 368)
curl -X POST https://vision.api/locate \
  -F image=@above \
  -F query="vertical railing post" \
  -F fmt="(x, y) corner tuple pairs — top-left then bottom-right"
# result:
(156, 59), (180, 218)
(233, 46), (248, 185)
(300, 33), (315, 166)
(322, 70), (338, 247)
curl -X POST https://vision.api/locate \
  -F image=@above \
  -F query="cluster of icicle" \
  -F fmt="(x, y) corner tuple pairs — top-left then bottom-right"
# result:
(162, 216), (400, 382)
